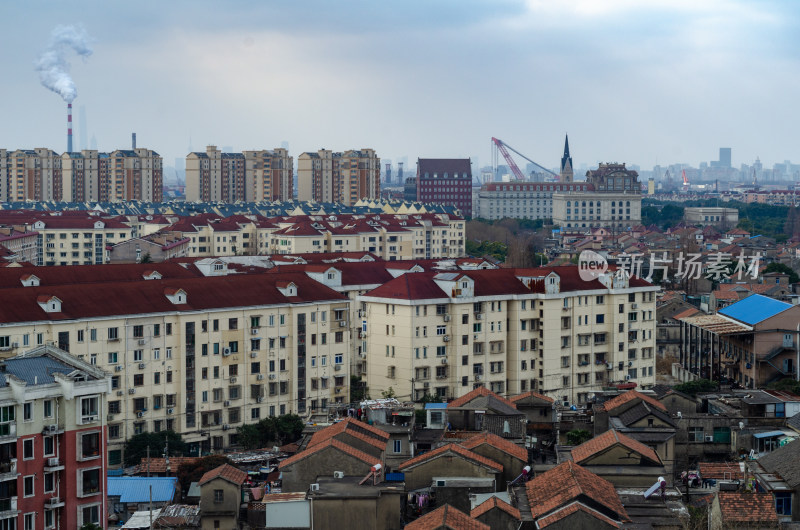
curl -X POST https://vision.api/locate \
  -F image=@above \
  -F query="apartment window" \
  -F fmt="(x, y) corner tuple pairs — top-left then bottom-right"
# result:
(214, 489), (224, 503)
(23, 402), (32, 422)
(229, 318), (238, 330)
(80, 431), (101, 459)
(108, 327), (119, 340)
(79, 504), (101, 526)
(154, 324), (161, 337)
(133, 325), (144, 338)
(108, 352), (118, 364)
(688, 427), (704, 442)
(43, 435), (55, 457)
(79, 468), (102, 496)
(166, 323), (172, 335)
(44, 399), (53, 418)
(595, 314), (605, 324)
(80, 396), (99, 423)
(134, 374), (144, 386)
(596, 296), (604, 304)
(77, 329), (85, 342)
(134, 349), (143, 362)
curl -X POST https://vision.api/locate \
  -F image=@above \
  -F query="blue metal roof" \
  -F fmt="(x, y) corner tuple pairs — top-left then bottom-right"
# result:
(425, 403), (448, 409)
(718, 294), (791, 326)
(753, 430), (786, 439)
(0, 356), (75, 386)
(107, 477), (178, 503)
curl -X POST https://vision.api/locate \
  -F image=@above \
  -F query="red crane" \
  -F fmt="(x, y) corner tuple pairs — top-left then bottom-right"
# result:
(491, 137), (559, 181)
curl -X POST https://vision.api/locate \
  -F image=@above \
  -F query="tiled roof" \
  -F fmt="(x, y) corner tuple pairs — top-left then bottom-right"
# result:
(406, 504), (489, 530)
(571, 429), (661, 466)
(536, 501), (621, 529)
(307, 418), (389, 451)
(697, 462), (744, 481)
(615, 400), (675, 428)
(671, 307), (700, 320)
(278, 438), (380, 469)
(0, 263), (201, 289)
(448, 386), (517, 410)
(198, 464), (248, 486)
(470, 496), (520, 520)
(757, 440), (800, 488)
(460, 432), (528, 462)
(398, 443), (502, 472)
(509, 390), (555, 404)
(525, 461), (628, 522)
(136, 457), (200, 474)
(716, 492), (779, 524)
(600, 390), (667, 413)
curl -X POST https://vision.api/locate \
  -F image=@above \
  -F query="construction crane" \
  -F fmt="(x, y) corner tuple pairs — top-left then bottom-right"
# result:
(682, 169), (690, 192)
(491, 137), (560, 182)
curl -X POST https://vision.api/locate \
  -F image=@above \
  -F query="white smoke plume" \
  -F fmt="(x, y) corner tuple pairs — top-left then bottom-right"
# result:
(35, 25), (93, 103)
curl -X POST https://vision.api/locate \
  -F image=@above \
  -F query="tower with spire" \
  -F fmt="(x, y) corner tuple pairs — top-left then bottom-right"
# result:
(560, 134), (573, 182)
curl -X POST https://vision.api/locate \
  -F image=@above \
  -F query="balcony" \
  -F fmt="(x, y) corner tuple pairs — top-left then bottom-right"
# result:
(0, 496), (18, 518)
(0, 459), (16, 481)
(0, 422), (16, 441)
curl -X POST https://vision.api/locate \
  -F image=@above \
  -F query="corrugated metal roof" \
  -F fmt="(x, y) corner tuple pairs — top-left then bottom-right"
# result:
(719, 294), (792, 325)
(0, 356), (74, 386)
(122, 509), (162, 529)
(679, 313), (752, 335)
(107, 477), (177, 503)
(753, 430), (787, 439)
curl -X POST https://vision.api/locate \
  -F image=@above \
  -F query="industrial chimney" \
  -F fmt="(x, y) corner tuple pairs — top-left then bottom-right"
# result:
(132, 132), (136, 150)
(67, 103), (73, 153)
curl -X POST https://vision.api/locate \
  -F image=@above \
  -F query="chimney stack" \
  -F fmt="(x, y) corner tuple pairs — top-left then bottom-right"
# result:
(132, 132), (137, 150)
(67, 103), (73, 153)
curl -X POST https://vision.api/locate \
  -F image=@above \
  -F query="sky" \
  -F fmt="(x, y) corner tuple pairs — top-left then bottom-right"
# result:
(1, 0), (798, 177)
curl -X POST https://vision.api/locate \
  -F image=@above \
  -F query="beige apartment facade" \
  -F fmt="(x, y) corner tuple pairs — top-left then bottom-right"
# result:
(0, 273), (351, 466)
(297, 149), (381, 206)
(186, 146), (292, 203)
(359, 268), (658, 405)
(32, 217), (133, 266)
(0, 148), (63, 202)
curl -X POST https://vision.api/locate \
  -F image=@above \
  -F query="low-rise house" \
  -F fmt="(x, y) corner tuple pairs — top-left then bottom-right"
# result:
(406, 504), (489, 530)
(446, 387), (525, 439)
(751, 439), (800, 522)
(198, 464), (248, 530)
(460, 432), (528, 487)
(520, 461), (631, 529)
(470, 496), (520, 530)
(710, 492), (779, 529)
(569, 429), (666, 487)
(397, 443), (504, 496)
(306, 476), (405, 530)
(107, 476), (179, 524)
(278, 438), (382, 492)
(509, 390), (556, 446)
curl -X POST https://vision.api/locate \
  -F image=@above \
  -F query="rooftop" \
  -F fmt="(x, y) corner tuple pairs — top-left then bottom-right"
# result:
(406, 504), (489, 530)
(718, 293), (793, 325)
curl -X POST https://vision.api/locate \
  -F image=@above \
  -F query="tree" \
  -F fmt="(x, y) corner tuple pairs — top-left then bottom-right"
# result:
(274, 414), (305, 443)
(381, 387), (396, 399)
(763, 262), (799, 284)
(673, 379), (717, 396)
(176, 454), (229, 494)
(566, 429), (592, 446)
(768, 377), (800, 395)
(237, 424), (263, 450)
(123, 430), (187, 467)
(139, 252), (152, 264)
(350, 375), (367, 402)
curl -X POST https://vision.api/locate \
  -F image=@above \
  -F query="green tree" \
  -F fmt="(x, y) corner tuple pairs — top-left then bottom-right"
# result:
(176, 454), (229, 494)
(768, 377), (800, 395)
(350, 375), (368, 402)
(123, 430), (187, 467)
(275, 414), (305, 443)
(763, 262), (799, 284)
(237, 424), (264, 450)
(381, 387), (397, 399)
(566, 429), (592, 446)
(674, 379), (718, 396)
(139, 252), (152, 264)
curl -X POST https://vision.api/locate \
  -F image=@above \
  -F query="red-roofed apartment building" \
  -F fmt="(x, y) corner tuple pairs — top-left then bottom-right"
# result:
(358, 265), (659, 405)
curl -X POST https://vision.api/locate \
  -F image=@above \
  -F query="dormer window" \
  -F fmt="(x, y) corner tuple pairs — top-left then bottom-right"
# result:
(165, 288), (187, 305)
(142, 271), (162, 280)
(37, 295), (62, 313)
(21, 275), (41, 287)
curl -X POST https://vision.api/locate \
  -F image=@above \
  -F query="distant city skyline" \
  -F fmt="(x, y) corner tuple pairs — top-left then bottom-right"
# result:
(1, 1), (797, 175)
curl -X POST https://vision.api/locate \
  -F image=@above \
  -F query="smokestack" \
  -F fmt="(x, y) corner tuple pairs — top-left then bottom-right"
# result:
(67, 103), (73, 153)
(132, 132), (136, 150)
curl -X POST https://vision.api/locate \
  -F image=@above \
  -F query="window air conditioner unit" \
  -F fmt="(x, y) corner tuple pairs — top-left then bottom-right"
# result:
(443, 315), (450, 322)
(230, 376), (237, 383)
(128, 388), (136, 394)
(628, 361), (633, 367)
(334, 365), (342, 371)
(251, 352), (258, 358)
(224, 400), (230, 407)
(441, 358), (447, 365)
(116, 390), (124, 396)
(47, 457), (60, 467)
(257, 374), (264, 380)
(443, 336), (450, 342)
(475, 314), (482, 320)
(251, 328), (259, 335)
(268, 374), (276, 380)
(631, 303), (638, 309)
(223, 424), (230, 431)
(339, 321), (346, 327)
(138, 363), (145, 369)
(625, 375), (631, 380)
(138, 339), (146, 345)
(423, 382), (430, 389)
(705, 435), (714, 443)
(257, 397), (264, 403)
(310, 483), (320, 492)
(167, 408), (174, 414)
(115, 365), (123, 372)
(223, 348), (231, 356)
(137, 412), (144, 418)
(11, 342), (18, 348)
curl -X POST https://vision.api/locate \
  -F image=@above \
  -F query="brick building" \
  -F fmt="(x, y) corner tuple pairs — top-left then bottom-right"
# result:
(416, 159), (473, 218)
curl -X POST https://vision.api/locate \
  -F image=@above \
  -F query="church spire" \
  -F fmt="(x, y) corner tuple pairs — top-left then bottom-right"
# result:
(560, 133), (573, 182)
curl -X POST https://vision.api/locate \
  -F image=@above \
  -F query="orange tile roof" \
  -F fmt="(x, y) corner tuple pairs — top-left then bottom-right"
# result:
(406, 504), (490, 530)
(698, 462), (744, 481)
(198, 464), (248, 486)
(398, 443), (503, 472)
(509, 390), (554, 404)
(571, 429), (661, 466)
(278, 438), (380, 469)
(600, 390), (667, 413)
(460, 432), (528, 463)
(307, 418), (388, 451)
(470, 496), (521, 520)
(525, 461), (628, 522)
(536, 501), (621, 529)
(448, 386), (517, 410)
(672, 307), (700, 320)
(136, 456), (200, 474)
(717, 492), (779, 524)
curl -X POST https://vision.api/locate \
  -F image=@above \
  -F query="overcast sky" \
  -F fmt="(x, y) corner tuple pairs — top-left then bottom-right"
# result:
(2, 0), (798, 174)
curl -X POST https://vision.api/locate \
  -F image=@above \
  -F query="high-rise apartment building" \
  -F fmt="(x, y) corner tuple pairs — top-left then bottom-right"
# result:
(416, 159), (473, 218)
(186, 146), (293, 203)
(0, 148), (162, 203)
(297, 149), (380, 206)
